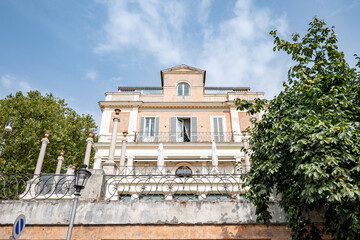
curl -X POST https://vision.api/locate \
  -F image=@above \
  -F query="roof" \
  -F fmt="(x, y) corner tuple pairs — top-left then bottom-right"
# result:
(160, 64), (206, 86)
(117, 65), (250, 91)
(117, 86), (250, 92)
(118, 86), (163, 91)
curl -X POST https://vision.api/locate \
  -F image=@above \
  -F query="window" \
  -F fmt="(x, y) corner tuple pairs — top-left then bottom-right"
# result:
(170, 117), (197, 142)
(145, 117), (155, 137)
(139, 194), (164, 200)
(175, 166), (192, 177)
(119, 195), (132, 200)
(206, 194), (230, 200)
(139, 117), (159, 142)
(177, 118), (191, 142)
(174, 194), (198, 200)
(211, 116), (225, 142)
(177, 82), (190, 96)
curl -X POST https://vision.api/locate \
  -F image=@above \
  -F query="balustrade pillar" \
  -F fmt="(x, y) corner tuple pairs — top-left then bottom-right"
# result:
(55, 150), (65, 174)
(103, 109), (120, 175)
(119, 132), (128, 174)
(83, 132), (94, 167)
(126, 156), (134, 175)
(157, 143), (165, 174)
(34, 131), (50, 176)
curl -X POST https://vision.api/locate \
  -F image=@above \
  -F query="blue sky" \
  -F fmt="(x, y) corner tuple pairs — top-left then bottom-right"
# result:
(0, 0), (359, 126)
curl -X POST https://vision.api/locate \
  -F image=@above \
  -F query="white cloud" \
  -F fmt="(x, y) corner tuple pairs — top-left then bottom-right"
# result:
(0, 74), (32, 98)
(197, 0), (289, 97)
(95, 0), (290, 98)
(85, 70), (97, 81)
(19, 81), (32, 92)
(1, 75), (12, 89)
(198, 0), (212, 26)
(94, 0), (185, 64)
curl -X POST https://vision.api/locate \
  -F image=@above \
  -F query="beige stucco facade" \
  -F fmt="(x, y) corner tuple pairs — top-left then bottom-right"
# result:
(94, 64), (264, 199)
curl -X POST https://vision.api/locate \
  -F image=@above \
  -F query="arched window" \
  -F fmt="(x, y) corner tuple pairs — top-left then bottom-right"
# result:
(177, 82), (190, 96)
(175, 166), (192, 177)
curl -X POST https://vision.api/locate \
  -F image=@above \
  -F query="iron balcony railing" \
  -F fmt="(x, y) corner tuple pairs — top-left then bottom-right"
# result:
(113, 165), (250, 176)
(0, 173), (75, 200)
(1, 170), (250, 201)
(104, 165), (250, 200)
(104, 174), (246, 201)
(134, 132), (234, 143)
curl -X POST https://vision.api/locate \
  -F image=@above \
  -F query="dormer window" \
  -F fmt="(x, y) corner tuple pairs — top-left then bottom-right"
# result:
(177, 82), (190, 96)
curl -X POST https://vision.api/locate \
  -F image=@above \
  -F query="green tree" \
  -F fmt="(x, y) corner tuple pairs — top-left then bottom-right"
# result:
(236, 18), (360, 239)
(0, 91), (97, 174)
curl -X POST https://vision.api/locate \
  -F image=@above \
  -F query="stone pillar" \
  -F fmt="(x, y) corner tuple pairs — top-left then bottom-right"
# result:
(54, 150), (65, 191)
(83, 132), (94, 167)
(126, 156), (134, 175)
(66, 164), (76, 175)
(93, 152), (102, 170)
(34, 131), (50, 176)
(230, 107), (241, 142)
(157, 143), (165, 174)
(103, 109), (120, 175)
(119, 132), (128, 174)
(66, 164), (76, 187)
(55, 150), (65, 174)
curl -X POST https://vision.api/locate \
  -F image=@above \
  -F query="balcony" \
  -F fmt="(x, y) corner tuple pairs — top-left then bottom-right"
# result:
(102, 165), (248, 200)
(134, 132), (234, 143)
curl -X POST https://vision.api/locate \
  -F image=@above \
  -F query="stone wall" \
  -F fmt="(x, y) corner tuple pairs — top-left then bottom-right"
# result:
(0, 200), (286, 225)
(0, 200), (329, 240)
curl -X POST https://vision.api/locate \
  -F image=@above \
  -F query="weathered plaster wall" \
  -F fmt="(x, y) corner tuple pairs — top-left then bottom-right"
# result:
(0, 200), (286, 225)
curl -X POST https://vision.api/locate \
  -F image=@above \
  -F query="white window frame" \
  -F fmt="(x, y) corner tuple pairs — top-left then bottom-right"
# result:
(177, 82), (190, 96)
(176, 117), (191, 142)
(210, 116), (227, 142)
(142, 116), (156, 142)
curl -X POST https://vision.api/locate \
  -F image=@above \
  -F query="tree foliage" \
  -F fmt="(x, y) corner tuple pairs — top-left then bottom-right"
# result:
(0, 91), (97, 174)
(236, 18), (360, 239)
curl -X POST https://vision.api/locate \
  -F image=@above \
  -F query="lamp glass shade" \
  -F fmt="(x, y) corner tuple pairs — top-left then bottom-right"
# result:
(74, 165), (92, 189)
(4, 125), (12, 132)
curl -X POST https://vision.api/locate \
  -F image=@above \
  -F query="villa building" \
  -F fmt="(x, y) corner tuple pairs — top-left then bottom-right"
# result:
(0, 65), (300, 240)
(93, 64), (264, 200)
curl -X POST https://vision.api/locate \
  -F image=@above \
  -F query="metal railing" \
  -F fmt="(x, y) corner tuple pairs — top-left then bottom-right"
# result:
(113, 165), (250, 176)
(103, 174), (246, 201)
(0, 173), (75, 200)
(1, 166), (250, 201)
(134, 132), (234, 143)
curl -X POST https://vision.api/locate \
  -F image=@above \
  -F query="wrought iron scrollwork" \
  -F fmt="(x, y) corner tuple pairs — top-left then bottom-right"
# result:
(0, 173), (75, 200)
(103, 174), (245, 201)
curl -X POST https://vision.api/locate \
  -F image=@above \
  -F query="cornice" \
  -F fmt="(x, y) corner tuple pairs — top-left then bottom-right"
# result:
(98, 101), (235, 109)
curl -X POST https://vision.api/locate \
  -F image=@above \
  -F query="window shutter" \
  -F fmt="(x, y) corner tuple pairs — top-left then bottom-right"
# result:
(139, 117), (144, 142)
(154, 117), (160, 142)
(218, 117), (224, 142)
(213, 117), (219, 142)
(191, 117), (197, 142)
(170, 117), (177, 142)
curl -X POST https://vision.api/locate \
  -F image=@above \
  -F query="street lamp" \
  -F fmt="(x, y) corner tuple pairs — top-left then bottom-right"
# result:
(0, 118), (14, 156)
(66, 164), (92, 240)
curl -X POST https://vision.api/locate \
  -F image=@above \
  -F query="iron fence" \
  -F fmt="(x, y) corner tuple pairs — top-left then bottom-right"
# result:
(103, 173), (246, 201)
(0, 173), (75, 200)
(113, 165), (250, 176)
(134, 132), (234, 143)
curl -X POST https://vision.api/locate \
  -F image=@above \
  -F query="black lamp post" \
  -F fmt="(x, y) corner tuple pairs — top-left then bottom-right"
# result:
(66, 164), (92, 240)
(0, 118), (14, 157)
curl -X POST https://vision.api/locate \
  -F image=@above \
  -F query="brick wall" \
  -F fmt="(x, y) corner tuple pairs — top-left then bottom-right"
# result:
(0, 224), (293, 240)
